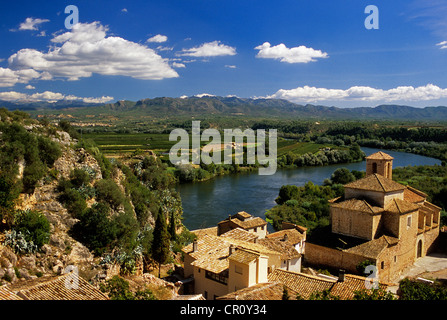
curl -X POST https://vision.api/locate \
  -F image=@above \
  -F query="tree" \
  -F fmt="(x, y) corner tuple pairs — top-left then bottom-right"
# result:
(151, 207), (171, 277)
(275, 185), (299, 205)
(330, 168), (355, 185)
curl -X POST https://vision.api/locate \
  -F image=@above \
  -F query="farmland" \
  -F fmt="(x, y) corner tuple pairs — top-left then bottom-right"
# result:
(82, 132), (339, 160)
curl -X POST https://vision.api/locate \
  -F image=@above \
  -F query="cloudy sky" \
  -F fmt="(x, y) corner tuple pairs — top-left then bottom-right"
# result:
(0, 0), (446, 107)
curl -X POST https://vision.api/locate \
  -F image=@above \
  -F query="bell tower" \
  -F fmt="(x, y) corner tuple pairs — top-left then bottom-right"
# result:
(366, 151), (394, 179)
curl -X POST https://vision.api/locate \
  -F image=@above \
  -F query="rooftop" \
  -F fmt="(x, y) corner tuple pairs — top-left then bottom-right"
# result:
(268, 269), (335, 299)
(0, 286), (22, 300)
(329, 274), (389, 300)
(218, 212), (267, 230)
(331, 198), (384, 215)
(266, 228), (305, 245)
(344, 173), (406, 193)
(182, 234), (281, 273)
(366, 151), (394, 160)
(344, 235), (399, 259)
(8, 271), (109, 300)
(385, 198), (420, 215)
(257, 238), (301, 260)
(217, 282), (284, 300)
(220, 227), (258, 242)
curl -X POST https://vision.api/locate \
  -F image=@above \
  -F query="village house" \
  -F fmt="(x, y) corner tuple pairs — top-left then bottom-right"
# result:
(183, 212), (306, 299)
(217, 211), (268, 238)
(305, 151), (441, 283)
(217, 268), (390, 300)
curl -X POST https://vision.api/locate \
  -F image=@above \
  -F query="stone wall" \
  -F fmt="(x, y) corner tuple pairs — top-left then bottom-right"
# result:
(304, 243), (369, 274)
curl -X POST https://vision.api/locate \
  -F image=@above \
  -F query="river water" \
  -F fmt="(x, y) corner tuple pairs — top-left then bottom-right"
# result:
(177, 147), (441, 231)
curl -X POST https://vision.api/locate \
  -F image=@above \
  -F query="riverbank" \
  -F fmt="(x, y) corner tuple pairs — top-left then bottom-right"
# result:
(177, 147), (442, 231)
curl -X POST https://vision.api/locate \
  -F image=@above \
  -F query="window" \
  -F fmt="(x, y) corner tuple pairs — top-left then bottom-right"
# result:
(205, 270), (228, 285)
(372, 162), (378, 174)
(380, 261), (384, 269)
(407, 216), (412, 228)
(235, 265), (243, 275)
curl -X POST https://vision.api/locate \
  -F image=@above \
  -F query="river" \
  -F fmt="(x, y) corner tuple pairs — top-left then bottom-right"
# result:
(177, 147), (441, 231)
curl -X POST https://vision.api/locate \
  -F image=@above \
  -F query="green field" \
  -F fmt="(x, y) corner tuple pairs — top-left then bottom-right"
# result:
(83, 133), (334, 159)
(277, 139), (337, 156)
(82, 133), (176, 155)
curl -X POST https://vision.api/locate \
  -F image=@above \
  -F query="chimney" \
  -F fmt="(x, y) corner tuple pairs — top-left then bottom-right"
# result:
(283, 233), (289, 242)
(192, 239), (198, 252)
(338, 269), (346, 282)
(229, 245), (235, 256)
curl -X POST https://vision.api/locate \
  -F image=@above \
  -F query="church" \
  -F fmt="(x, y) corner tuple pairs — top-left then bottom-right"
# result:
(305, 151), (441, 283)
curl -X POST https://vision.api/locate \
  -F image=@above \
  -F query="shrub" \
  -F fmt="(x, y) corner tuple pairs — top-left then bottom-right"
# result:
(4, 230), (38, 254)
(37, 136), (62, 167)
(70, 203), (117, 256)
(13, 210), (50, 248)
(95, 179), (125, 209)
(69, 168), (92, 188)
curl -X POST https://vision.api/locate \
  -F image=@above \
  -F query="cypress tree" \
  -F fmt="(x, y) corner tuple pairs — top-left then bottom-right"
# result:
(168, 210), (177, 241)
(151, 207), (170, 277)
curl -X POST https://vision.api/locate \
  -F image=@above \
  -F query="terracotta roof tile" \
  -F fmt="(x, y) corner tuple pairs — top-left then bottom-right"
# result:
(266, 229), (305, 245)
(385, 198), (419, 215)
(182, 234), (281, 273)
(344, 235), (398, 259)
(344, 174), (405, 192)
(0, 286), (23, 300)
(229, 249), (260, 264)
(217, 282), (284, 300)
(331, 199), (383, 214)
(403, 187), (426, 203)
(191, 227), (218, 238)
(268, 269), (335, 299)
(366, 151), (394, 160)
(9, 272), (109, 300)
(220, 228), (258, 242)
(330, 274), (389, 300)
(257, 238), (300, 260)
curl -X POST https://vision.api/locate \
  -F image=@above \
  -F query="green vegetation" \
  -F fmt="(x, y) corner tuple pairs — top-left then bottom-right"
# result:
(392, 165), (447, 225)
(399, 278), (447, 300)
(266, 181), (344, 232)
(0, 111), (62, 193)
(100, 275), (157, 300)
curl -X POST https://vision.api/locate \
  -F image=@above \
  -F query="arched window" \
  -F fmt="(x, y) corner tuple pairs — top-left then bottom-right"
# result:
(372, 162), (378, 174)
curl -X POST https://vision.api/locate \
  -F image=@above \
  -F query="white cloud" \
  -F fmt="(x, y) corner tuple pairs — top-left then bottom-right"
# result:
(6, 22), (178, 83)
(437, 40), (447, 49)
(267, 84), (447, 103)
(147, 34), (168, 43)
(25, 85), (35, 89)
(19, 17), (50, 31)
(121, 8), (128, 13)
(0, 67), (41, 87)
(172, 62), (186, 68)
(0, 90), (114, 103)
(225, 65), (237, 69)
(255, 42), (328, 63)
(179, 41), (236, 57)
(194, 93), (216, 98)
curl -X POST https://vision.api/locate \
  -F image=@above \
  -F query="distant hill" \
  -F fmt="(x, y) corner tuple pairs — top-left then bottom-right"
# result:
(2, 96), (447, 121)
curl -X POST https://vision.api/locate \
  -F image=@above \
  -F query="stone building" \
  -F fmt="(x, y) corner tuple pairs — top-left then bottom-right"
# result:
(217, 211), (268, 238)
(305, 151), (441, 283)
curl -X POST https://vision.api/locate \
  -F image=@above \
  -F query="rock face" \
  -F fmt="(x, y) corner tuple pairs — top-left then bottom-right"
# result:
(1, 140), (104, 285)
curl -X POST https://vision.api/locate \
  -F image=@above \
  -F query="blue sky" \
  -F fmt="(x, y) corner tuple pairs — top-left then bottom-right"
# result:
(0, 0), (446, 107)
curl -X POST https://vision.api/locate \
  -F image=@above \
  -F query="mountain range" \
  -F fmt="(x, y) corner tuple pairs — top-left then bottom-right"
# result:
(2, 96), (447, 121)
